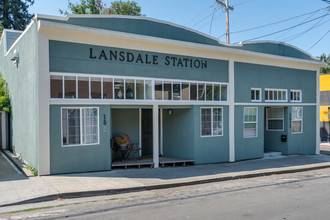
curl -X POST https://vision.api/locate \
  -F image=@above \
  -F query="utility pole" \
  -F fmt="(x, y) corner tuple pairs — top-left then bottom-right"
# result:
(215, 0), (234, 44)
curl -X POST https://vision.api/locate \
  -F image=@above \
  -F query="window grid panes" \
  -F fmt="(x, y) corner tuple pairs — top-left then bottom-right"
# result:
(251, 88), (261, 102)
(244, 107), (258, 138)
(266, 107), (284, 131)
(292, 107), (303, 133)
(50, 74), (229, 102)
(201, 107), (223, 137)
(62, 107), (99, 146)
(290, 90), (302, 102)
(265, 89), (287, 102)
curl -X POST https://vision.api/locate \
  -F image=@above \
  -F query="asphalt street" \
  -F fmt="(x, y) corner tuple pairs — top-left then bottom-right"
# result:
(2, 167), (330, 219)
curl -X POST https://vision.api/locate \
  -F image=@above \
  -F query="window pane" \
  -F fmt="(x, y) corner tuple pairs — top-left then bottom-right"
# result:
(126, 79), (135, 99)
(198, 83), (205, 101)
(145, 80), (152, 100)
(201, 108), (211, 136)
(51, 75), (63, 98)
(214, 84), (220, 101)
(213, 108), (222, 136)
(221, 84), (227, 101)
(190, 83), (197, 101)
(182, 82), (189, 100)
(274, 91), (277, 100)
(267, 107), (284, 118)
(265, 91), (269, 100)
(206, 84), (213, 101)
(251, 89), (255, 100)
(244, 123), (257, 137)
(292, 121), (302, 133)
(155, 81), (163, 100)
(114, 79), (124, 99)
(91, 77), (101, 99)
(256, 90), (260, 100)
(164, 82), (172, 100)
(62, 109), (80, 145)
(103, 78), (113, 99)
(136, 80), (144, 99)
(82, 108), (98, 144)
(64, 76), (76, 99)
(78, 77), (89, 99)
(268, 119), (283, 130)
(173, 82), (181, 100)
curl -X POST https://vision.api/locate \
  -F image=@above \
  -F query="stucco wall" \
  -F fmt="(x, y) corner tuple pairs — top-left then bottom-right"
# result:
(0, 23), (39, 168)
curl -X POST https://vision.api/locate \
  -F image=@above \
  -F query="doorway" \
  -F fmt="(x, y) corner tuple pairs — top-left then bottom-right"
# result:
(142, 109), (153, 156)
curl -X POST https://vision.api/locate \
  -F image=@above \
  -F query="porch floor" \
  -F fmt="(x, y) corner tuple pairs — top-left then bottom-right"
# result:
(111, 157), (195, 169)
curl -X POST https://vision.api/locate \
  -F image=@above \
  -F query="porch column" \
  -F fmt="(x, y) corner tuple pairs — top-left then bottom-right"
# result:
(153, 104), (159, 168)
(229, 58), (235, 162)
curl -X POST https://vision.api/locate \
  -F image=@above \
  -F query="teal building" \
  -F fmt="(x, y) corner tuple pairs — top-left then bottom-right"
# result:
(0, 14), (323, 175)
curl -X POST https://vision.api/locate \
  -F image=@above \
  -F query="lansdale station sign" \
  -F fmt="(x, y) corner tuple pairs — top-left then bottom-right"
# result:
(89, 48), (208, 69)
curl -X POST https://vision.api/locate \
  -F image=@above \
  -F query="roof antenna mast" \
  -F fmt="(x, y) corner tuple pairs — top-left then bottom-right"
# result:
(215, 0), (234, 44)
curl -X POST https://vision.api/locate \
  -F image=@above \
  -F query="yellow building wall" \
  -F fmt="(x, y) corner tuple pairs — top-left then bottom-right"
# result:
(320, 74), (330, 122)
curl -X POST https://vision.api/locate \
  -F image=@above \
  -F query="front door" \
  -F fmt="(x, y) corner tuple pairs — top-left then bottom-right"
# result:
(142, 109), (153, 156)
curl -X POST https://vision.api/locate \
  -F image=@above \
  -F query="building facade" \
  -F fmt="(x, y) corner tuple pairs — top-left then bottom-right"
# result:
(0, 15), (322, 175)
(320, 74), (330, 142)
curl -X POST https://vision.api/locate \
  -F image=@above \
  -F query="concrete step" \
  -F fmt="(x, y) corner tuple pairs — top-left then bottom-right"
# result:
(264, 151), (282, 158)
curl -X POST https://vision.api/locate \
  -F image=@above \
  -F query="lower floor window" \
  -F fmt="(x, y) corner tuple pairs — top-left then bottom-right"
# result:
(62, 107), (99, 146)
(292, 107), (303, 133)
(201, 107), (223, 136)
(244, 107), (258, 138)
(266, 107), (284, 131)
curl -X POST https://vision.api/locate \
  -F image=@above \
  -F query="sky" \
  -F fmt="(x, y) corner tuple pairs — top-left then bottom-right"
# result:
(28, 0), (330, 58)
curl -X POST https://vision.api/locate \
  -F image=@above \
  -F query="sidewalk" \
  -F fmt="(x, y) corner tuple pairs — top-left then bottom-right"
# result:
(2, 153), (330, 209)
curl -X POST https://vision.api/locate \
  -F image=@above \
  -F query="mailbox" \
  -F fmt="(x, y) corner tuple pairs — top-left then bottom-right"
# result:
(281, 135), (287, 142)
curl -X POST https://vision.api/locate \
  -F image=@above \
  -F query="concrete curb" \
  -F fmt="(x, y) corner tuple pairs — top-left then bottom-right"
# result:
(2, 162), (330, 208)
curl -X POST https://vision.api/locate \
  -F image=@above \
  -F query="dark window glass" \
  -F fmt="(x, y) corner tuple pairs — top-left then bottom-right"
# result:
(91, 77), (101, 99)
(50, 75), (63, 98)
(78, 77), (89, 99)
(64, 76), (76, 99)
(103, 78), (113, 99)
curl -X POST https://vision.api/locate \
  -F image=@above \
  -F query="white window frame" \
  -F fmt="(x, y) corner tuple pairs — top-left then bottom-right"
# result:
(290, 90), (302, 102)
(50, 73), (229, 103)
(266, 107), (284, 131)
(200, 107), (223, 137)
(243, 107), (258, 138)
(291, 107), (303, 134)
(251, 88), (261, 102)
(61, 107), (100, 147)
(264, 89), (288, 102)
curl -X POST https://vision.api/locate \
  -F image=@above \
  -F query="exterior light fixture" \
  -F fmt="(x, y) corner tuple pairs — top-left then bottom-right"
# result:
(11, 50), (19, 67)
(167, 109), (173, 116)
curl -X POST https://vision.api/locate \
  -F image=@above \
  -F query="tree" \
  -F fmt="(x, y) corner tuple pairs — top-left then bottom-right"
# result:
(320, 53), (330, 74)
(106, 0), (143, 16)
(0, 74), (10, 113)
(60, 0), (144, 16)
(0, 23), (3, 37)
(0, 0), (34, 31)
(59, 0), (105, 15)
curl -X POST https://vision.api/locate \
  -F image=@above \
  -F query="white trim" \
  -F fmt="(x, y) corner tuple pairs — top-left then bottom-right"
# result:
(291, 107), (303, 134)
(153, 104), (159, 168)
(234, 102), (316, 106)
(50, 72), (229, 104)
(5, 19), (35, 56)
(200, 107), (223, 137)
(160, 109), (163, 156)
(266, 107), (284, 131)
(243, 107), (258, 138)
(264, 88), (288, 102)
(139, 108), (142, 157)
(316, 69), (320, 154)
(290, 90), (302, 102)
(251, 88), (262, 102)
(61, 107), (100, 147)
(229, 59), (235, 162)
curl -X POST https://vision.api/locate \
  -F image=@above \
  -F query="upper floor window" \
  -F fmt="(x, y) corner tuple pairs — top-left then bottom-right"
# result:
(50, 74), (228, 103)
(265, 89), (287, 102)
(251, 88), (261, 102)
(290, 90), (302, 102)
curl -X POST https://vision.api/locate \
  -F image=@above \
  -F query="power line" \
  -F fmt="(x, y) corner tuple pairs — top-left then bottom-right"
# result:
(237, 13), (329, 43)
(190, 8), (218, 29)
(184, 4), (215, 26)
(307, 29), (330, 51)
(218, 7), (329, 38)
